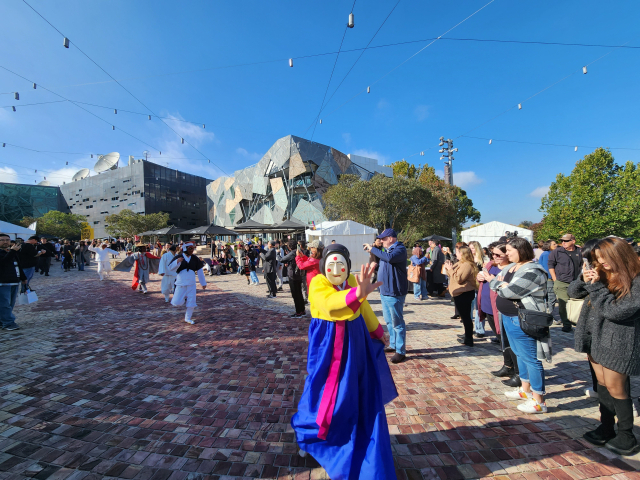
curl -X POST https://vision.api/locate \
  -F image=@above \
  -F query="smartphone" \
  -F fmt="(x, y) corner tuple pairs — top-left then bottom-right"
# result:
(583, 258), (591, 271)
(482, 267), (489, 275)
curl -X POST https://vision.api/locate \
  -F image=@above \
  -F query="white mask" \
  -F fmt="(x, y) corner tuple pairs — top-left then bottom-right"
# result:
(324, 253), (349, 285)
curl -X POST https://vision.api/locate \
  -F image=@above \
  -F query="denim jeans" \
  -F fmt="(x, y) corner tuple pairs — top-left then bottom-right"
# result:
(0, 285), (19, 329)
(23, 267), (35, 287)
(249, 271), (259, 284)
(78, 256), (85, 271)
(502, 315), (546, 395)
(380, 294), (406, 354)
(472, 293), (484, 334)
(413, 279), (427, 300)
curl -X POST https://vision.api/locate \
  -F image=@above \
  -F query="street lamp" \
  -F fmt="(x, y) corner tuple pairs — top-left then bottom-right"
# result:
(439, 136), (458, 245)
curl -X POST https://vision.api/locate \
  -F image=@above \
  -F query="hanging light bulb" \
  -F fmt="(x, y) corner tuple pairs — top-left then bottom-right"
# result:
(33, 83), (36, 89)
(2, 143), (5, 147)
(181, 138), (185, 144)
(112, 125), (115, 130)
(14, 92), (19, 101)
(420, 152), (424, 156)
(114, 109), (117, 114)
(44, 177), (46, 180)
(63, 37), (70, 48)
(208, 160), (210, 163)
(148, 115), (151, 120)
(583, 66), (587, 74)
(159, 151), (161, 155)
(319, 119), (322, 124)
(518, 103), (522, 110)
(66, 161), (68, 165)
(35, 169), (37, 173)
(202, 124), (205, 129)
(575, 146), (578, 152)
(367, 86), (370, 93)
(289, 58), (293, 67)
(91, 154), (93, 158)
(489, 139), (492, 144)
(348, 12), (354, 28)
(12, 106), (16, 112)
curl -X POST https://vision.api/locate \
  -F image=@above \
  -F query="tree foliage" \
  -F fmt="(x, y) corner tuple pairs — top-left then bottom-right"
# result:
(323, 160), (481, 246)
(20, 211), (87, 239)
(104, 209), (169, 239)
(537, 148), (640, 243)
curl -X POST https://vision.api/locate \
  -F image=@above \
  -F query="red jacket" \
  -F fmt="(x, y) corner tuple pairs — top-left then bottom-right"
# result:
(295, 254), (320, 291)
(477, 260), (500, 334)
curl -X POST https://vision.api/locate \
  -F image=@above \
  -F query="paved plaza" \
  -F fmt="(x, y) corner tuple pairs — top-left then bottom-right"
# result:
(1, 260), (640, 480)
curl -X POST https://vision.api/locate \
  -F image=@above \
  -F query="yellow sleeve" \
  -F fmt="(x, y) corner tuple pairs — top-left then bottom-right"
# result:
(309, 274), (363, 321)
(360, 299), (382, 333)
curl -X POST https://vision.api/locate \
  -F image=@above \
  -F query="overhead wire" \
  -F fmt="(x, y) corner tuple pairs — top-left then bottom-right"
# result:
(304, 0), (402, 137)
(0, 65), (161, 152)
(309, 0), (357, 141)
(319, 0), (497, 122)
(2, 36), (638, 95)
(21, 0), (230, 177)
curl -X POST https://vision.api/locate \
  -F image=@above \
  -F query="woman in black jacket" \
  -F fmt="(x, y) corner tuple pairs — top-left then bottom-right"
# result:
(570, 237), (640, 455)
(279, 240), (306, 317)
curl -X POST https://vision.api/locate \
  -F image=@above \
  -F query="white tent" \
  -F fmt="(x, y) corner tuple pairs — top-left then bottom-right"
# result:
(0, 220), (36, 241)
(461, 221), (533, 247)
(306, 220), (378, 271)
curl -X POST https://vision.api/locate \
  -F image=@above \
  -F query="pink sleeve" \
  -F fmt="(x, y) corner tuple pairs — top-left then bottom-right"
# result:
(369, 324), (384, 339)
(345, 287), (362, 313)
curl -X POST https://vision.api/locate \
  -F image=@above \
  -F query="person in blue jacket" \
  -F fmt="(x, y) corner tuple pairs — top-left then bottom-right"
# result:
(364, 228), (408, 363)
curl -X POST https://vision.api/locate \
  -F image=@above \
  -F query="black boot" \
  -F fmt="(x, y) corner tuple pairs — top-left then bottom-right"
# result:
(606, 397), (639, 455)
(502, 375), (522, 388)
(491, 365), (514, 378)
(584, 385), (616, 446)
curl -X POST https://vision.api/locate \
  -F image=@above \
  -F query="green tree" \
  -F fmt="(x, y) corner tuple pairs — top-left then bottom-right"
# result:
(19, 211), (87, 239)
(537, 148), (640, 243)
(105, 209), (169, 239)
(519, 220), (534, 228)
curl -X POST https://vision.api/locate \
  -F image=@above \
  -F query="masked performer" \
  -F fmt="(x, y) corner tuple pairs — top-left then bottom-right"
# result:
(291, 244), (398, 480)
(88, 241), (120, 281)
(159, 245), (178, 302)
(168, 242), (207, 324)
(113, 244), (160, 293)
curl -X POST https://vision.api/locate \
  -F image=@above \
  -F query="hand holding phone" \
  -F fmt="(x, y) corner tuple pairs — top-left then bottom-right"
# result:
(582, 258), (591, 271)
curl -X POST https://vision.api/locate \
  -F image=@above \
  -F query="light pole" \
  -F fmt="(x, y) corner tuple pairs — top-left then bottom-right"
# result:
(439, 137), (459, 245)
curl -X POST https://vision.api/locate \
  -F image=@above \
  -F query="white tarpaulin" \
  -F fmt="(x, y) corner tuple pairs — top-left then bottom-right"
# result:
(306, 220), (378, 271)
(0, 220), (36, 240)
(461, 221), (533, 247)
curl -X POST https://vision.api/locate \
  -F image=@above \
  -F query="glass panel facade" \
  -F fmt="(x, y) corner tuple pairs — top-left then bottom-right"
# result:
(0, 183), (69, 224)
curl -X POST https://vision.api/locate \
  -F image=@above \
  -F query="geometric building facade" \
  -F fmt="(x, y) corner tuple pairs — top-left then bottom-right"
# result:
(206, 135), (392, 227)
(60, 159), (209, 238)
(0, 182), (70, 225)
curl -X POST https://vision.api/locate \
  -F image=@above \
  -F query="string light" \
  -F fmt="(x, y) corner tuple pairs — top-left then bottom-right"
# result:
(575, 146), (578, 151)
(367, 86), (370, 93)
(63, 37), (69, 48)
(114, 109), (117, 114)
(583, 66), (587, 74)
(14, 92), (19, 100)
(518, 103), (522, 110)
(32, 83), (36, 89)
(181, 138), (184, 144)
(12, 106), (16, 112)
(348, 12), (355, 28)
(489, 139), (492, 144)
(289, 58), (293, 67)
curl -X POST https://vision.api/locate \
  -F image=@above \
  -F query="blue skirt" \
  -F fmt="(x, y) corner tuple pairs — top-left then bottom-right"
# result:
(291, 315), (398, 480)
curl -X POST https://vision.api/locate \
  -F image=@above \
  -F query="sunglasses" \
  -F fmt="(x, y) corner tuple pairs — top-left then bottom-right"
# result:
(561, 239), (573, 243)
(492, 252), (505, 258)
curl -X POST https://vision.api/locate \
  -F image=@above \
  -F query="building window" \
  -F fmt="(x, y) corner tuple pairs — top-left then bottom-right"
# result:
(93, 221), (100, 224)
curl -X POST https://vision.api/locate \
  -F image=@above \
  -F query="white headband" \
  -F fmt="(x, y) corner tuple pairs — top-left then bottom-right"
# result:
(182, 242), (194, 251)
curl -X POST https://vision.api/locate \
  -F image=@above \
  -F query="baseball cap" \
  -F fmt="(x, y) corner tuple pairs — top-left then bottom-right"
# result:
(559, 234), (575, 241)
(377, 228), (398, 239)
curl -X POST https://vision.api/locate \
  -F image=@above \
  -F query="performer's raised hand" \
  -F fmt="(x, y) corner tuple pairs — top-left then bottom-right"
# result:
(355, 263), (382, 300)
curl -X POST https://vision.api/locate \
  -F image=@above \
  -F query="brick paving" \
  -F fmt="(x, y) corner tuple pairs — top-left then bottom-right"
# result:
(1, 259), (640, 480)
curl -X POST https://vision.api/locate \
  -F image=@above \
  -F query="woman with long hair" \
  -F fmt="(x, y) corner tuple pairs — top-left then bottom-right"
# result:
(469, 241), (487, 338)
(488, 238), (550, 414)
(444, 246), (478, 346)
(409, 246), (428, 301)
(571, 237), (640, 455)
(295, 240), (325, 293)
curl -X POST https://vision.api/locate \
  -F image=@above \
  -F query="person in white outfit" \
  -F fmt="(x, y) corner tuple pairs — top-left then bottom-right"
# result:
(168, 242), (207, 324)
(275, 240), (285, 291)
(158, 245), (178, 302)
(88, 241), (119, 281)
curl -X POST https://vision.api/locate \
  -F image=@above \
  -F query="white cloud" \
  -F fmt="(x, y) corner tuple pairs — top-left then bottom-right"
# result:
(236, 147), (261, 161)
(433, 169), (483, 189)
(352, 149), (389, 163)
(342, 133), (352, 145)
(529, 186), (550, 198)
(376, 99), (390, 110)
(45, 167), (82, 186)
(0, 108), (12, 124)
(0, 167), (19, 184)
(454, 171), (483, 189)
(165, 114), (216, 146)
(414, 105), (429, 121)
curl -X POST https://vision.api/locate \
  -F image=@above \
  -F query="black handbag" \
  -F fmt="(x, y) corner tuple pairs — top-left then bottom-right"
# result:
(514, 289), (553, 340)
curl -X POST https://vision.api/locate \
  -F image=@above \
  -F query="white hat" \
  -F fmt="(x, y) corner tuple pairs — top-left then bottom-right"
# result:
(182, 242), (195, 251)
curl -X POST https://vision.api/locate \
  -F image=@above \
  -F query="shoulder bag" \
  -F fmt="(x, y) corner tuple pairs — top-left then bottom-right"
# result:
(407, 265), (421, 283)
(566, 298), (584, 325)
(514, 281), (553, 339)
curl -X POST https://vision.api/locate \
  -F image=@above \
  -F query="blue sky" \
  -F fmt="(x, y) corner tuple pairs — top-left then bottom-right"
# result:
(1, 0), (639, 225)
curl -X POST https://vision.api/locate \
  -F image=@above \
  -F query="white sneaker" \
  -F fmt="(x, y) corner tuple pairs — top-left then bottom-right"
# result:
(504, 387), (530, 400)
(517, 398), (547, 414)
(185, 318), (194, 325)
(585, 388), (598, 398)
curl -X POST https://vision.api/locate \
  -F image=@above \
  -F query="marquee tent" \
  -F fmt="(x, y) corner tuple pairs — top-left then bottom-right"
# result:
(0, 220), (36, 240)
(305, 220), (378, 271)
(461, 221), (534, 247)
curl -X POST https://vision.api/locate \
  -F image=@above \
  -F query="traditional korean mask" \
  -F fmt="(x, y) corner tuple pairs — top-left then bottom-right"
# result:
(325, 253), (349, 285)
